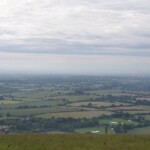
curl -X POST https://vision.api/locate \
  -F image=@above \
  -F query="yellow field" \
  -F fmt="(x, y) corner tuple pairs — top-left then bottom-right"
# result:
(69, 102), (129, 107)
(109, 105), (150, 111)
(0, 100), (20, 105)
(37, 110), (113, 118)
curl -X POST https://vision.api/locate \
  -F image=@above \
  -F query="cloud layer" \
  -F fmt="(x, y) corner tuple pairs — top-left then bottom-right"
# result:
(1, 52), (150, 75)
(0, 0), (150, 75)
(0, 0), (150, 55)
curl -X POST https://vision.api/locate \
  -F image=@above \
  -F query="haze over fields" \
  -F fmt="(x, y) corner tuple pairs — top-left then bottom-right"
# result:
(0, 0), (150, 75)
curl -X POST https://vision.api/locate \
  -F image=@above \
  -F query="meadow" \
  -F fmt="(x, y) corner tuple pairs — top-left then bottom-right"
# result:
(0, 134), (150, 150)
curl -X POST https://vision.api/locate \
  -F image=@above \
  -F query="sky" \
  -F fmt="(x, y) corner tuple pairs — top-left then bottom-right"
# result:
(0, 0), (150, 75)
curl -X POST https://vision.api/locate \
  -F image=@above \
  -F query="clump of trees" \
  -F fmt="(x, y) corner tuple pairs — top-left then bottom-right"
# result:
(4, 117), (99, 133)
(0, 96), (4, 100)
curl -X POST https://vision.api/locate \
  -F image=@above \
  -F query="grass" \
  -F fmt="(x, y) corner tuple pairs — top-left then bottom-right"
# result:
(51, 95), (98, 102)
(0, 106), (71, 116)
(0, 134), (150, 150)
(123, 110), (150, 114)
(99, 118), (139, 125)
(75, 126), (114, 134)
(0, 99), (64, 108)
(37, 110), (113, 119)
(88, 89), (135, 96)
(144, 115), (150, 120)
(69, 102), (129, 107)
(0, 100), (20, 105)
(128, 126), (150, 134)
(110, 105), (150, 111)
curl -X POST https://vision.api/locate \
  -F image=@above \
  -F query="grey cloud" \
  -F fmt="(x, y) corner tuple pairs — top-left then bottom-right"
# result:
(0, 0), (150, 56)
(0, 38), (150, 57)
(0, 30), (17, 36)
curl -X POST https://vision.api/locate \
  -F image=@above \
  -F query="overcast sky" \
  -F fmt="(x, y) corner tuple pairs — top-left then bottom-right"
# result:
(0, 0), (150, 75)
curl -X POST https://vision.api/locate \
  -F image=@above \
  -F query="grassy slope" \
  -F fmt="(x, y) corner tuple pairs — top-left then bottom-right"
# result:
(0, 134), (150, 150)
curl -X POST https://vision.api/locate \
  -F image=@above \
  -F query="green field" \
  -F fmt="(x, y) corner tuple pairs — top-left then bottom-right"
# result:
(143, 115), (150, 121)
(0, 134), (150, 150)
(99, 118), (138, 125)
(0, 106), (72, 116)
(128, 126), (150, 134)
(75, 126), (114, 134)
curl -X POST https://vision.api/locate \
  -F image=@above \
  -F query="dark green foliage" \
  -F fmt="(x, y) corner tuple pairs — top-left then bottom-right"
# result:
(0, 96), (4, 100)
(8, 117), (99, 133)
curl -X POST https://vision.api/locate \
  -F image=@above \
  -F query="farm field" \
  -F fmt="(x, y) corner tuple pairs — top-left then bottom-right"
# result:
(75, 126), (115, 134)
(143, 115), (150, 120)
(128, 126), (150, 134)
(0, 75), (150, 134)
(98, 118), (138, 125)
(36, 110), (113, 119)
(0, 134), (150, 150)
(109, 105), (150, 111)
(68, 101), (129, 107)
(75, 118), (139, 134)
